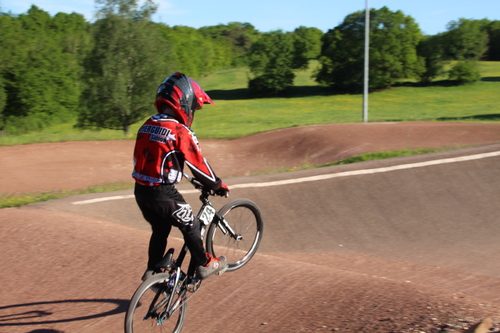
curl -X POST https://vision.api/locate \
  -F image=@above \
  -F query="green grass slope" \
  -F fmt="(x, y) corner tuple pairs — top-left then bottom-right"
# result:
(1, 61), (499, 145)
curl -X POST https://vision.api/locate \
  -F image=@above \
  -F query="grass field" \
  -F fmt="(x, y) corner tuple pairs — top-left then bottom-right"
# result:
(0, 61), (499, 145)
(193, 61), (500, 138)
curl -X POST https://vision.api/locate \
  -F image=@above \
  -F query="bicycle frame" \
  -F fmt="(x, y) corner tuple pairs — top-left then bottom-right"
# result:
(187, 174), (242, 246)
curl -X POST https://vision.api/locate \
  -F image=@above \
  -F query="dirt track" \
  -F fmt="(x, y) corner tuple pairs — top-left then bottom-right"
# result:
(2, 122), (500, 195)
(1, 122), (500, 332)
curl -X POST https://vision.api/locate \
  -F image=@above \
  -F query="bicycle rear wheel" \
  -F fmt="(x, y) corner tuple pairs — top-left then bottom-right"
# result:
(206, 199), (263, 272)
(124, 273), (187, 333)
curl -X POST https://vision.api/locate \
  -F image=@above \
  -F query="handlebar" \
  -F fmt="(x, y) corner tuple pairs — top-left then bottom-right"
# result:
(183, 173), (228, 198)
(183, 173), (210, 191)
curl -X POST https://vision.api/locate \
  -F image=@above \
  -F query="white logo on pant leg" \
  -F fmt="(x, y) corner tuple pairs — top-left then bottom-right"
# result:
(173, 203), (194, 226)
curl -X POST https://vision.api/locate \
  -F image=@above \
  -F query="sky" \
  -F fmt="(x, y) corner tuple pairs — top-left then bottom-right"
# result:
(1, 0), (500, 36)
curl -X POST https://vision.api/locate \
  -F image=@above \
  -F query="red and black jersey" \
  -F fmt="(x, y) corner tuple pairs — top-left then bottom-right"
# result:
(132, 114), (222, 190)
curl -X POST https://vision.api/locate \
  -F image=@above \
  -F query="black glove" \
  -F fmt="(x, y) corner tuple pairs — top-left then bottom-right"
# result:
(215, 183), (229, 197)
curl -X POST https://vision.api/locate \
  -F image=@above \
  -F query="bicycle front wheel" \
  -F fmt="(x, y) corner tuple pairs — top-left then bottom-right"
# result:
(124, 273), (187, 333)
(206, 199), (263, 272)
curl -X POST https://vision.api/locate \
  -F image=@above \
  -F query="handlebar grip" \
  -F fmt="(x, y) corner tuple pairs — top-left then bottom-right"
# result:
(184, 173), (226, 198)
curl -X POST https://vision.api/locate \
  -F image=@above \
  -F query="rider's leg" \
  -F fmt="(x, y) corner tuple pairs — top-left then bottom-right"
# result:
(134, 183), (175, 275)
(171, 202), (228, 279)
(147, 221), (172, 270)
(170, 202), (208, 267)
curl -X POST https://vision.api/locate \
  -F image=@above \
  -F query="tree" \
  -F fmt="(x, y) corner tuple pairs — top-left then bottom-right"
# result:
(0, 7), (90, 134)
(52, 12), (92, 63)
(0, 13), (20, 130)
(416, 34), (445, 84)
(248, 30), (305, 95)
(442, 18), (489, 60)
(159, 24), (232, 77)
(78, 0), (169, 136)
(486, 20), (500, 61)
(199, 22), (260, 66)
(438, 18), (488, 86)
(293, 26), (323, 60)
(316, 6), (422, 92)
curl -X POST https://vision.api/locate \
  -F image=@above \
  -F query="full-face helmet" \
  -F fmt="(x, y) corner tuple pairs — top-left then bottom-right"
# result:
(154, 73), (213, 127)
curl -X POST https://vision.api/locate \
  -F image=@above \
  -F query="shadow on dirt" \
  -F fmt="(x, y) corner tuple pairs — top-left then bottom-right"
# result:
(0, 299), (128, 327)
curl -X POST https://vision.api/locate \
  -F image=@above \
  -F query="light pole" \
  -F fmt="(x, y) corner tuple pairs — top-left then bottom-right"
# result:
(363, 0), (370, 123)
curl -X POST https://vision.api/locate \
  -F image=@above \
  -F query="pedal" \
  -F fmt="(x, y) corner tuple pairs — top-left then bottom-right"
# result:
(217, 265), (229, 275)
(186, 279), (202, 293)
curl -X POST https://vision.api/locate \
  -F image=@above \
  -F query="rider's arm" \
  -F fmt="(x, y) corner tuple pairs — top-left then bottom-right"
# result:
(179, 126), (224, 192)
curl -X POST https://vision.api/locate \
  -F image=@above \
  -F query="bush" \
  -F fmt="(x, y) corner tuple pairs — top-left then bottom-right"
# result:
(248, 71), (294, 95)
(448, 61), (481, 84)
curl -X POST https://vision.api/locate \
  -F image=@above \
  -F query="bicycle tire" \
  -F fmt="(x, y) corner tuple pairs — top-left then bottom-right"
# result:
(206, 199), (263, 272)
(124, 273), (187, 333)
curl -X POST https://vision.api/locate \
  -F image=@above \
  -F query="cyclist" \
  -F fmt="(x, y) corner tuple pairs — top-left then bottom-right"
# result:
(132, 72), (229, 282)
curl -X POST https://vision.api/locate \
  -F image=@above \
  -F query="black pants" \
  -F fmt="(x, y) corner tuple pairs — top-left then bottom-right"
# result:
(134, 183), (207, 271)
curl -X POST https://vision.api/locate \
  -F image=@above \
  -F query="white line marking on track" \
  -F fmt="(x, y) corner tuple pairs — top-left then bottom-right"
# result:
(72, 194), (135, 205)
(72, 151), (500, 205)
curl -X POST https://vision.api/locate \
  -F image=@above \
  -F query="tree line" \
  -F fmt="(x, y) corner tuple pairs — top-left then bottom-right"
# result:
(252, 7), (500, 94)
(1, 1), (499, 135)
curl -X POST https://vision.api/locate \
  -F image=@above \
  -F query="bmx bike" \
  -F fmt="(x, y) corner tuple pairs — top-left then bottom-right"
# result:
(124, 175), (264, 333)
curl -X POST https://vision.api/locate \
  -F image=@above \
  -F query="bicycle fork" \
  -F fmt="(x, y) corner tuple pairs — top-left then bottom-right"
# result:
(215, 214), (242, 241)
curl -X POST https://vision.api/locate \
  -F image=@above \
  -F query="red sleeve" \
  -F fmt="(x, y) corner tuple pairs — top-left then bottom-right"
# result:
(179, 126), (222, 190)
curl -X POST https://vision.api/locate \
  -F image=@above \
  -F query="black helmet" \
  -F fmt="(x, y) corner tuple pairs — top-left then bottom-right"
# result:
(154, 73), (213, 127)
